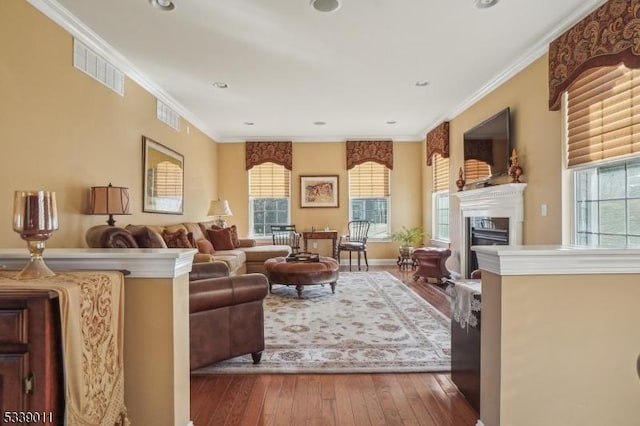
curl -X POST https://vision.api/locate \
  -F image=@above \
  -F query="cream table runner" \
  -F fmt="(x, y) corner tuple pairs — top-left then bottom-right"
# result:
(0, 271), (129, 426)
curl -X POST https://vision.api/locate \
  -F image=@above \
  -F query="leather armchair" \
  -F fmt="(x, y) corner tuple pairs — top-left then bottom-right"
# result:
(189, 262), (268, 370)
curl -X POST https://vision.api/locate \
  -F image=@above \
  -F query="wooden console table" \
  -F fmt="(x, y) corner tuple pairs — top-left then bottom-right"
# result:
(302, 230), (338, 258)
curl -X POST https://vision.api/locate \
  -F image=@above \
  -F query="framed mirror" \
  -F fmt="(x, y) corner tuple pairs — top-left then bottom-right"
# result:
(142, 136), (184, 214)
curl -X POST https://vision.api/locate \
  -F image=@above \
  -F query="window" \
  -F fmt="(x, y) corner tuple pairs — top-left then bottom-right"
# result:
(432, 153), (450, 241)
(349, 161), (390, 238)
(567, 64), (640, 247)
(248, 162), (290, 237)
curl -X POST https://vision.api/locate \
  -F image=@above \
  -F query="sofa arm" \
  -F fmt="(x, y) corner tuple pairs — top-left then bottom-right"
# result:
(189, 273), (268, 312)
(189, 261), (230, 281)
(238, 238), (257, 248)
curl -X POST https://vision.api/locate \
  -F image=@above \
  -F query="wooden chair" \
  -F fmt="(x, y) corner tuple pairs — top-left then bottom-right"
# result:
(337, 220), (370, 271)
(270, 225), (301, 254)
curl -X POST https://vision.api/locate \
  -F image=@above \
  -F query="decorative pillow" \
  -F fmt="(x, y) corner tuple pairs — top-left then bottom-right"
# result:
(228, 224), (241, 248)
(126, 225), (167, 248)
(196, 239), (215, 255)
(206, 228), (235, 251)
(162, 229), (193, 248)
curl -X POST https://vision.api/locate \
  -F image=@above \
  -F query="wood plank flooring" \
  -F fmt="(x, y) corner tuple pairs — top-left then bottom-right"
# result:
(190, 266), (479, 426)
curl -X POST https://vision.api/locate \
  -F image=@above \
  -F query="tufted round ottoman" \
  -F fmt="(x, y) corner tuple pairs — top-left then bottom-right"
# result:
(264, 256), (340, 298)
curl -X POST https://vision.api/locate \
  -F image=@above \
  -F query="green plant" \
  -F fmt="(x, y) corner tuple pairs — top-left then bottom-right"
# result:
(391, 226), (425, 247)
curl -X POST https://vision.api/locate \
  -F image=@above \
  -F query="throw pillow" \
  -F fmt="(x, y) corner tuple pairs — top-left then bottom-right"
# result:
(228, 224), (241, 248)
(162, 229), (193, 248)
(196, 238), (215, 255)
(126, 225), (167, 248)
(206, 228), (235, 251)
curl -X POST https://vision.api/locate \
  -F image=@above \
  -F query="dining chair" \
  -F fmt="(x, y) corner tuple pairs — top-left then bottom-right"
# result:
(337, 220), (370, 271)
(270, 225), (301, 254)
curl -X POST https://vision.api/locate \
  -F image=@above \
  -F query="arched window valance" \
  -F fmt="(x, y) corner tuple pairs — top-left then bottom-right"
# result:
(548, 0), (640, 111)
(426, 121), (449, 166)
(245, 141), (292, 170)
(346, 140), (393, 170)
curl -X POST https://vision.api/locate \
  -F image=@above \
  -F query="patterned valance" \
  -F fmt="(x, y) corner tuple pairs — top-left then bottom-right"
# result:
(426, 121), (450, 166)
(245, 141), (292, 170)
(346, 140), (393, 170)
(548, 0), (640, 111)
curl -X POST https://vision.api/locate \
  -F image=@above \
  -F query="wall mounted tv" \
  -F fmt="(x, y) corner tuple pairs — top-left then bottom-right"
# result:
(463, 107), (511, 184)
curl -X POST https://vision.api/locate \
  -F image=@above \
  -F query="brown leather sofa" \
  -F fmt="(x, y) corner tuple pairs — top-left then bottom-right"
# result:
(188, 262), (269, 370)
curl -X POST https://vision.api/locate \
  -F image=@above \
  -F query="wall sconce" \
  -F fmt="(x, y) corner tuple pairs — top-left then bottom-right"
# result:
(207, 199), (233, 228)
(88, 183), (130, 226)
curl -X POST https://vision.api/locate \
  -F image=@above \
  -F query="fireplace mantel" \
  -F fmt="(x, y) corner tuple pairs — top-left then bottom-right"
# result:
(454, 183), (527, 278)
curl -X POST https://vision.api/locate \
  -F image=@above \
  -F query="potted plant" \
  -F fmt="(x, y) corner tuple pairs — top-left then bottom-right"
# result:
(391, 226), (425, 256)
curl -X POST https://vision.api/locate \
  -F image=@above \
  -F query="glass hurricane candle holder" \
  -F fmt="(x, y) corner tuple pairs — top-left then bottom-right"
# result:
(12, 190), (59, 280)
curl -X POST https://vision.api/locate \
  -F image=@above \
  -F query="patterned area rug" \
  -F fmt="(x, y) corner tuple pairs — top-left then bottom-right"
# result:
(192, 271), (451, 374)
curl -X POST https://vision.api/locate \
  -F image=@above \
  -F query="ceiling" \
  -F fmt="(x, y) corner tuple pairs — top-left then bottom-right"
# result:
(37, 0), (605, 142)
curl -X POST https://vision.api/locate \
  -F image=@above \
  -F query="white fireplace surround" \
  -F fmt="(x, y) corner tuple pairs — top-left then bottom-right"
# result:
(454, 183), (527, 278)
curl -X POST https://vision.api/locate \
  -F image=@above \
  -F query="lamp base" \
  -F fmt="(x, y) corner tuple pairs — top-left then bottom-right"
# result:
(215, 218), (228, 228)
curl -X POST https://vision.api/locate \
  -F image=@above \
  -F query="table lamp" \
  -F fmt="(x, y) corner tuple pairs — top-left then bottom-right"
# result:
(88, 183), (130, 226)
(208, 199), (233, 228)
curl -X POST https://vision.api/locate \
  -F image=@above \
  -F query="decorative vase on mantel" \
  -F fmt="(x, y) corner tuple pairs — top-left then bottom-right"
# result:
(508, 148), (523, 183)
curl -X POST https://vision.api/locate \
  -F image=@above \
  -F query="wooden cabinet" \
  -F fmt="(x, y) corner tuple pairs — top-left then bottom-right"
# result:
(0, 291), (64, 423)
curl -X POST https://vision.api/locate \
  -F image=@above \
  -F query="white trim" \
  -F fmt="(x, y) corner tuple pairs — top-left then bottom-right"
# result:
(473, 245), (640, 275)
(454, 183), (527, 278)
(26, 0), (220, 142)
(0, 248), (196, 278)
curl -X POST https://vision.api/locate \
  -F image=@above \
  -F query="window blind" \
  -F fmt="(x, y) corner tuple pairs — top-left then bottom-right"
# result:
(248, 162), (290, 197)
(433, 153), (449, 192)
(567, 64), (640, 168)
(349, 161), (390, 197)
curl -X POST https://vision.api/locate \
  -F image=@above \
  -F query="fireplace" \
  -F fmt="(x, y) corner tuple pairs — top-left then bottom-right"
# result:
(454, 183), (526, 278)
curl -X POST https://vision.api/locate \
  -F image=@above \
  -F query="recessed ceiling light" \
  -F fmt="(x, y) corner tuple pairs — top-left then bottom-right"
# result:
(212, 82), (228, 89)
(310, 0), (341, 13)
(313, 121), (327, 126)
(474, 0), (499, 9)
(149, 0), (175, 11)
(244, 122), (255, 126)
(415, 81), (430, 87)
(386, 120), (397, 125)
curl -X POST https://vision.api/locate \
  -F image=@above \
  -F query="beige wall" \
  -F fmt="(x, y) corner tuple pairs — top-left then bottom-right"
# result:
(0, 0), (219, 249)
(218, 141), (424, 259)
(482, 271), (640, 426)
(438, 54), (563, 273)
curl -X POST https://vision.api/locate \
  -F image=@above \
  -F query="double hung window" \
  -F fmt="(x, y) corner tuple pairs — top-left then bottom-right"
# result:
(567, 64), (640, 247)
(248, 162), (291, 237)
(432, 153), (450, 242)
(348, 161), (390, 238)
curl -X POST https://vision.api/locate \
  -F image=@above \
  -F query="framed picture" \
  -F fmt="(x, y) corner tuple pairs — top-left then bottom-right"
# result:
(142, 136), (184, 214)
(300, 175), (339, 208)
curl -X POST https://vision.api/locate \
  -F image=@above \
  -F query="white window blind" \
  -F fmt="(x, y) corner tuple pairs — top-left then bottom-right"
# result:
(567, 64), (640, 168)
(349, 161), (390, 197)
(433, 154), (449, 192)
(248, 162), (290, 197)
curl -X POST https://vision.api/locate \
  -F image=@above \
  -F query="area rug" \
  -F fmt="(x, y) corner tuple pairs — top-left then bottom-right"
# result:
(192, 271), (451, 374)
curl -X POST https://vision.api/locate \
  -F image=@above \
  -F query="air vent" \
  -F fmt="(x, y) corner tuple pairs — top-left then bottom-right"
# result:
(156, 99), (181, 131)
(73, 39), (124, 96)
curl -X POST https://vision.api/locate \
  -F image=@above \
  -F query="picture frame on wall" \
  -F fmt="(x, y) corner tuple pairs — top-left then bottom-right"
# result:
(300, 175), (339, 208)
(142, 136), (184, 214)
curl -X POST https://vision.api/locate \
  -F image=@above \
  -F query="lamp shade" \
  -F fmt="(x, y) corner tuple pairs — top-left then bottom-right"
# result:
(207, 200), (233, 217)
(89, 183), (130, 226)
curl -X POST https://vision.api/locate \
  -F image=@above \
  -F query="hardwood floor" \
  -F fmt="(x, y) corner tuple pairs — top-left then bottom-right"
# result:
(190, 266), (479, 426)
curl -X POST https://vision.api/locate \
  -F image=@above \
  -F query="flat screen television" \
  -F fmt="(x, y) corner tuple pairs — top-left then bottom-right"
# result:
(463, 107), (511, 184)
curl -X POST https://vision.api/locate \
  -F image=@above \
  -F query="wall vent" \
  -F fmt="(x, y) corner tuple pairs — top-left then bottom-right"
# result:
(156, 99), (181, 131)
(73, 39), (124, 96)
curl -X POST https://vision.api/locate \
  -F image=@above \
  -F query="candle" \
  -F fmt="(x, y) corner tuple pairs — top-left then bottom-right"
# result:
(13, 191), (58, 237)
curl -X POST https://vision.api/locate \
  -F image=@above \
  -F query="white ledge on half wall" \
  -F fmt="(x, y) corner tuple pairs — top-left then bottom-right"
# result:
(0, 248), (197, 278)
(473, 245), (640, 276)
